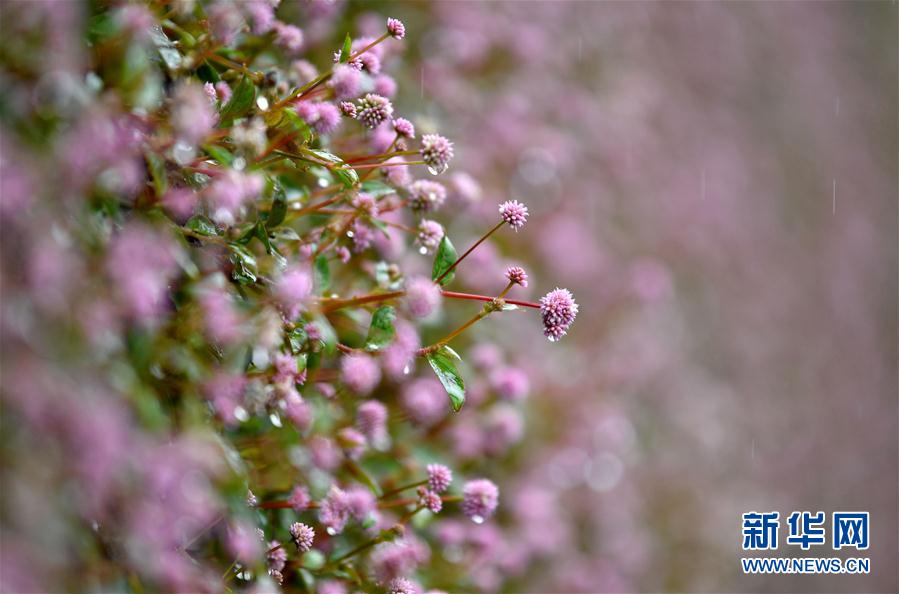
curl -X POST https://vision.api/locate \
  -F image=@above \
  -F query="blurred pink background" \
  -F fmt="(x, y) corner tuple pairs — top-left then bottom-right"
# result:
(380, 2), (897, 591)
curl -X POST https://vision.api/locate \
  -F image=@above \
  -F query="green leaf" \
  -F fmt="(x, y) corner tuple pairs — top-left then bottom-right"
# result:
(219, 76), (255, 124)
(204, 144), (234, 166)
(340, 33), (352, 63)
(228, 244), (257, 285)
(361, 179), (398, 199)
(368, 217), (391, 238)
(286, 326), (308, 354)
(333, 165), (359, 188)
(185, 215), (217, 236)
(145, 152), (168, 197)
(426, 346), (466, 412)
(314, 254), (330, 292)
(266, 182), (287, 229)
(364, 306), (396, 351)
(431, 235), (458, 286)
(303, 149), (358, 188)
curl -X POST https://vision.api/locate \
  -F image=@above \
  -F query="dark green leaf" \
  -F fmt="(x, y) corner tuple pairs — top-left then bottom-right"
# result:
(228, 244), (257, 285)
(311, 315), (337, 355)
(196, 61), (220, 83)
(219, 76), (255, 124)
(185, 215), (217, 236)
(364, 306), (396, 351)
(333, 165), (359, 188)
(426, 346), (466, 412)
(266, 183), (288, 229)
(314, 254), (330, 292)
(340, 33), (352, 63)
(255, 222), (274, 253)
(287, 327), (308, 354)
(431, 235), (458, 286)
(145, 152), (168, 197)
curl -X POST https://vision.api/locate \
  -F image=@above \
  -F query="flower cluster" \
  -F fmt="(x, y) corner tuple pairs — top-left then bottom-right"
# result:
(0, 5), (579, 594)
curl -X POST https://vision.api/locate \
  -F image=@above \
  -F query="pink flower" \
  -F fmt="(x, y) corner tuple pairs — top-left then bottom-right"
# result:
(329, 64), (361, 100)
(400, 378), (446, 426)
(417, 487), (442, 513)
(386, 17), (405, 40)
(426, 464), (453, 493)
(275, 265), (312, 318)
(273, 21), (303, 53)
(461, 479), (499, 523)
(393, 117), (415, 139)
(389, 578), (420, 594)
(356, 400), (388, 442)
(171, 82), (217, 145)
(499, 200), (529, 231)
(404, 277), (441, 318)
(340, 354), (381, 395)
(505, 265), (528, 287)
(419, 134), (453, 174)
(408, 180), (447, 212)
(374, 74), (398, 98)
(289, 522), (314, 552)
(539, 288), (578, 342)
(288, 485), (310, 512)
(489, 366), (530, 401)
(319, 485), (351, 534)
(355, 93), (394, 129)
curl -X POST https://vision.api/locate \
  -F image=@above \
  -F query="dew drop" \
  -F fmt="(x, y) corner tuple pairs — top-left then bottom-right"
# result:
(470, 515), (485, 525)
(233, 156), (247, 171)
(317, 177), (329, 188)
(346, 230), (354, 238)
(172, 140), (195, 165)
(234, 406), (249, 422)
(256, 96), (270, 111)
(402, 363), (412, 375)
(269, 412), (282, 428)
(326, 527), (337, 536)
(427, 163), (448, 176)
(418, 246), (428, 255)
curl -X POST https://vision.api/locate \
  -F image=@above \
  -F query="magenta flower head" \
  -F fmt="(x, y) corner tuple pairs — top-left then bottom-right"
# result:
(408, 180), (447, 212)
(420, 134), (454, 174)
(267, 540), (287, 571)
(499, 200), (529, 231)
(289, 522), (315, 552)
(393, 117), (415, 139)
(461, 478), (499, 523)
(505, 265), (528, 287)
(426, 463), (453, 493)
(386, 17), (406, 40)
(329, 64), (361, 100)
(340, 354), (382, 395)
(539, 288), (579, 342)
(319, 485), (351, 535)
(355, 93), (394, 129)
(415, 219), (444, 254)
(339, 101), (357, 118)
(288, 485), (310, 512)
(417, 487), (442, 514)
(273, 22), (304, 53)
(388, 578), (420, 594)
(351, 192), (379, 217)
(404, 277), (442, 318)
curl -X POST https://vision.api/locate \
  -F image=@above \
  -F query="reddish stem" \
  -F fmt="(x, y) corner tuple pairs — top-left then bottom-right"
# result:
(440, 290), (539, 309)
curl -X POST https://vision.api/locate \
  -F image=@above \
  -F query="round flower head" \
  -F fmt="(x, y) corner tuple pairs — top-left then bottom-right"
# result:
(267, 540), (287, 571)
(388, 578), (419, 594)
(289, 522), (315, 552)
(404, 277), (442, 318)
(273, 22), (304, 53)
(359, 52), (381, 75)
(329, 64), (361, 100)
(415, 219), (444, 254)
(419, 134), (454, 174)
(426, 464), (453, 493)
(313, 102), (341, 135)
(499, 200), (529, 231)
(319, 485), (351, 535)
(505, 265), (528, 287)
(288, 485), (310, 512)
(356, 399), (388, 441)
(393, 117), (415, 139)
(339, 101), (357, 118)
(337, 426), (366, 459)
(374, 74), (398, 98)
(417, 487), (442, 513)
(539, 288), (579, 342)
(351, 192), (379, 217)
(461, 479), (499, 523)
(386, 17), (406, 40)
(408, 180), (447, 212)
(355, 93), (394, 129)
(340, 354), (381, 395)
